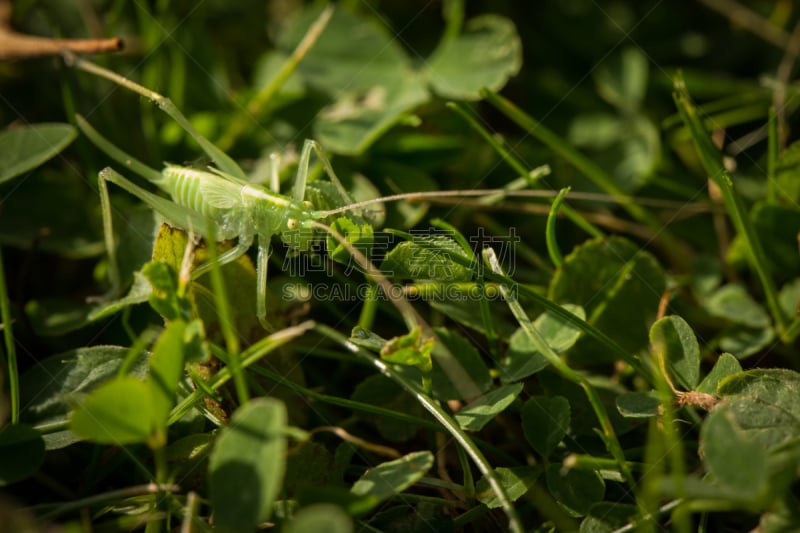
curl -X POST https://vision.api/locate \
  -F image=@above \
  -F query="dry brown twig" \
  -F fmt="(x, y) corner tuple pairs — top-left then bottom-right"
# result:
(0, 0), (121, 60)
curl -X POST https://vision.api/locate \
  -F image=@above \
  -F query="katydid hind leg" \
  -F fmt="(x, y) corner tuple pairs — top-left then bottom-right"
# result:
(98, 167), (201, 296)
(97, 170), (122, 297)
(191, 235), (254, 279)
(77, 114), (163, 184)
(308, 140), (355, 206)
(100, 168), (208, 233)
(256, 239), (273, 331)
(293, 140), (313, 202)
(69, 53), (247, 182)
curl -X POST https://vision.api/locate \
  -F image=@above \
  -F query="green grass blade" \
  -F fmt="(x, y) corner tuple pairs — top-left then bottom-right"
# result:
(167, 322), (315, 425)
(76, 115), (163, 184)
(0, 247), (19, 424)
(483, 248), (635, 490)
(673, 79), (788, 339)
(545, 187), (570, 268)
(65, 52), (247, 181)
(204, 223), (248, 406)
(314, 323), (525, 533)
(410, 238), (651, 381)
(217, 5), (334, 151)
(447, 101), (603, 239)
(481, 89), (688, 265)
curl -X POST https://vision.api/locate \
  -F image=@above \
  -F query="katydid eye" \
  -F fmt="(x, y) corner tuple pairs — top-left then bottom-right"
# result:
(287, 218), (298, 230)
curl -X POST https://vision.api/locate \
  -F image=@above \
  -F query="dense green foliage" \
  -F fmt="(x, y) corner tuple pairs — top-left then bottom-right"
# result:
(1, 1), (800, 531)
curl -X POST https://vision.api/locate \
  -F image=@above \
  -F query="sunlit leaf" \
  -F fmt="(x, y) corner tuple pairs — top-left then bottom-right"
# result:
(209, 398), (288, 530)
(426, 15), (522, 100)
(549, 236), (665, 364)
(650, 315), (700, 390)
(455, 383), (523, 431)
(350, 451), (433, 511)
(700, 404), (768, 497)
(616, 391), (660, 418)
(0, 123), (76, 183)
(476, 466), (540, 509)
(500, 304), (585, 383)
(70, 376), (155, 445)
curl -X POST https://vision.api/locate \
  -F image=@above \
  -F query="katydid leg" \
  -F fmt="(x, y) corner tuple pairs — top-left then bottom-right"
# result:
(190, 236), (253, 279)
(256, 238), (272, 330)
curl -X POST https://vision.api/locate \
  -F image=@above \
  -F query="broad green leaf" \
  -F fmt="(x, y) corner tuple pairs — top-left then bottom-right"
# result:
(147, 320), (189, 432)
(539, 372), (635, 438)
(279, 8), (412, 93)
(142, 262), (190, 321)
(382, 235), (473, 282)
(703, 283), (771, 328)
(521, 396), (570, 457)
(696, 353), (742, 394)
(454, 383), (523, 431)
(546, 463), (606, 517)
(349, 326), (389, 352)
(549, 236), (665, 363)
(650, 315), (700, 390)
(279, 7), (429, 155)
(315, 77), (429, 155)
(593, 47), (649, 111)
(718, 325), (775, 360)
(580, 503), (639, 533)
(430, 327), (492, 401)
(70, 376), (155, 445)
(27, 271), (153, 336)
(568, 114), (660, 192)
(282, 503), (353, 533)
(20, 346), (148, 449)
(700, 404), (768, 496)
(568, 113), (622, 150)
(615, 391), (660, 418)
(716, 369), (800, 452)
(327, 217), (374, 267)
(426, 15), (522, 100)
(350, 451), (433, 510)
(778, 278), (800, 319)
(380, 327), (434, 373)
(0, 424), (45, 486)
(476, 466), (540, 509)
(87, 272), (154, 321)
(0, 123), (76, 183)
(500, 328), (549, 382)
(209, 398), (288, 531)
(500, 304), (585, 383)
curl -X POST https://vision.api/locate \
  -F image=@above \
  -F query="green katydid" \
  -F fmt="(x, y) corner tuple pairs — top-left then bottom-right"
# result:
(65, 52), (713, 331)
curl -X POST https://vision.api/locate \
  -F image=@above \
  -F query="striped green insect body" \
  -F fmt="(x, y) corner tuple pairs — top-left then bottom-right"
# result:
(71, 51), (357, 329)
